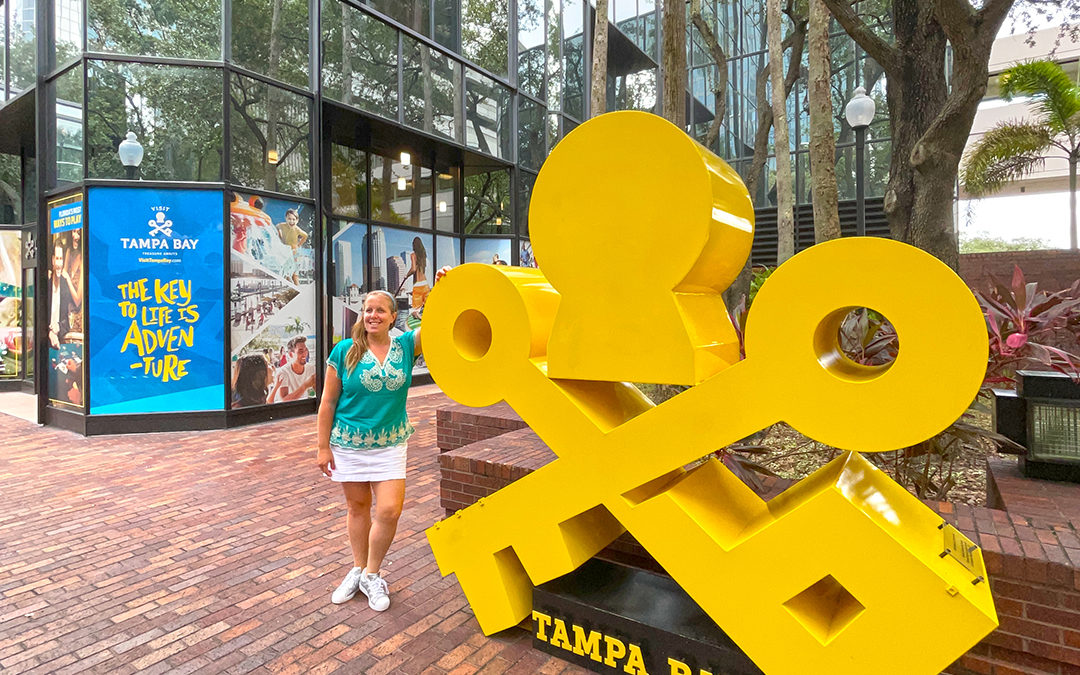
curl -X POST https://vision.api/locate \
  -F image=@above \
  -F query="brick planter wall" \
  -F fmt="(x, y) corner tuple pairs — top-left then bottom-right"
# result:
(438, 405), (1080, 675)
(435, 402), (528, 452)
(960, 250), (1080, 295)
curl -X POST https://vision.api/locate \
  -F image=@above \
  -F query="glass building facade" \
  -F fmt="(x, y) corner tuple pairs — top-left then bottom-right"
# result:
(0, 0), (889, 432)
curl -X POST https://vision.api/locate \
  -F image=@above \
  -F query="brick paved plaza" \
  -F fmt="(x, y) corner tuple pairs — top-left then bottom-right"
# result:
(0, 391), (586, 675)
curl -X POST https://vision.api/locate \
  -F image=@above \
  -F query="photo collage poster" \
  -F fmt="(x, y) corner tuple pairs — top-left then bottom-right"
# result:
(47, 193), (84, 409)
(330, 221), (368, 345)
(87, 187), (226, 414)
(230, 192), (316, 408)
(0, 231), (21, 378)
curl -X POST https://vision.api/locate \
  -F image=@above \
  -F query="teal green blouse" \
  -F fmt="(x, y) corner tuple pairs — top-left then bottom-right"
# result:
(327, 331), (416, 450)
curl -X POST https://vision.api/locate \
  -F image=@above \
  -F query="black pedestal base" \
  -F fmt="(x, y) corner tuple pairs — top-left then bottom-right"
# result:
(532, 558), (762, 675)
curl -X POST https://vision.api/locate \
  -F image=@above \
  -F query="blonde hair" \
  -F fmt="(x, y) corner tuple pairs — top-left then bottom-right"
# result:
(345, 291), (397, 372)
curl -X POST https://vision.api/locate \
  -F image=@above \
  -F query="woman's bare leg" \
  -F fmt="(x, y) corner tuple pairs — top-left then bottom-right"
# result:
(341, 482), (373, 567)
(366, 479), (405, 574)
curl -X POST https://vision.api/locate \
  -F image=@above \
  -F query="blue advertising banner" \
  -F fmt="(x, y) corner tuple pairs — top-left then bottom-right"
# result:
(88, 187), (225, 414)
(50, 197), (83, 233)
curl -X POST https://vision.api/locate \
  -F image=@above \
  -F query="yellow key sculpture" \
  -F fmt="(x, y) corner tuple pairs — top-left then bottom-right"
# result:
(423, 111), (997, 675)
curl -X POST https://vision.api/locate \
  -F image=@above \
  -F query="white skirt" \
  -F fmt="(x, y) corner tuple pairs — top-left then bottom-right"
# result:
(329, 443), (408, 482)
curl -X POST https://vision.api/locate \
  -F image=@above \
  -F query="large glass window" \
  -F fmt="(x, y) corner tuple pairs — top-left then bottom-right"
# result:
(518, 0), (545, 99)
(517, 171), (536, 237)
(0, 154), (20, 224)
(55, 0), (84, 66)
(435, 171), (454, 232)
(518, 97), (545, 172)
(462, 0), (508, 78)
(230, 74), (312, 197)
(330, 143), (367, 218)
(436, 234), (460, 268)
(546, 0), (562, 111)
(232, 0), (311, 89)
(88, 0), (221, 59)
(87, 61), (223, 181)
(403, 35), (461, 142)
(54, 65), (84, 187)
(9, 0), (36, 95)
(562, 0), (584, 120)
(371, 153), (429, 227)
(321, 0), (398, 120)
(364, 0), (428, 34)
(464, 167), (511, 235)
(433, 0), (459, 51)
(465, 69), (511, 160)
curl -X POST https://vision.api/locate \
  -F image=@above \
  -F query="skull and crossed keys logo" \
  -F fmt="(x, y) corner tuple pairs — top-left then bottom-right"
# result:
(149, 210), (173, 238)
(423, 112), (997, 675)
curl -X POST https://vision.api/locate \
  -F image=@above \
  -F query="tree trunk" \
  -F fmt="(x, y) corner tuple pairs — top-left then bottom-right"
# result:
(767, 0), (795, 264)
(1071, 154), (1078, 250)
(744, 20), (806, 199)
(689, 0), (728, 149)
(591, 0), (608, 118)
(807, 0), (840, 243)
(661, 0), (686, 127)
(822, 0), (1013, 270)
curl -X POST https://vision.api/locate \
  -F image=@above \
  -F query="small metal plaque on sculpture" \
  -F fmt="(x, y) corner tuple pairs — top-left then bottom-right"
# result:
(422, 111), (998, 675)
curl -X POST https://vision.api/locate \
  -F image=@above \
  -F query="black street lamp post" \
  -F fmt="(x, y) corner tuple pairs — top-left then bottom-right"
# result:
(844, 87), (876, 237)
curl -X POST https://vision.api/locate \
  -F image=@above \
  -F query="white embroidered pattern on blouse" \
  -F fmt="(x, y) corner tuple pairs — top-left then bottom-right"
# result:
(359, 338), (406, 393)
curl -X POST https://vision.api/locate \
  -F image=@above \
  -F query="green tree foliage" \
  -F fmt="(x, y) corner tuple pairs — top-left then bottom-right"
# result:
(87, 0), (220, 59)
(960, 234), (1051, 253)
(962, 60), (1080, 250)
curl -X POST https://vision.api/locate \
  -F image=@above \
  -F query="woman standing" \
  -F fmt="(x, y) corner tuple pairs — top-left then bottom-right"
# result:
(316, 281), (442, 610)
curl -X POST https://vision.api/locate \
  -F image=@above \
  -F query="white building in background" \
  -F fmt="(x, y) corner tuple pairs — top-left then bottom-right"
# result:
(370, 228), (387, 290)
(959, 26), (1080, 249)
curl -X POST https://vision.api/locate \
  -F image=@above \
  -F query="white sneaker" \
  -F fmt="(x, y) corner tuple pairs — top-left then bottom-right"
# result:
(331, 567), (364, 604)
(358, 570), (390, 611)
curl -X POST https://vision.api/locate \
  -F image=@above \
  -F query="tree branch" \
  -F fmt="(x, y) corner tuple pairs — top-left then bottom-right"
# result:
(820, 0), (898, 76)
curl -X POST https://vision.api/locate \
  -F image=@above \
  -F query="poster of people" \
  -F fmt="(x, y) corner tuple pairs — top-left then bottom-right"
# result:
(0, 230), (22, 379)
(48, 193), (84, 409)
(230, 192), (316, 408)
(372, 226), (433, 372)
(87, 187), (225, 414)
(465, 238), (513, 266)
(520, 239), (538, 268)
(330, 221), (368, 345)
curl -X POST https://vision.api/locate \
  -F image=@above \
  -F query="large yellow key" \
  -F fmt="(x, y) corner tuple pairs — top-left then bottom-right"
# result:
(422, 112), (997, 675)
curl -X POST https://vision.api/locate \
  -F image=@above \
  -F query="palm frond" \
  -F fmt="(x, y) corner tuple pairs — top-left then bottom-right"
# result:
(999, 60), (1080, 134)
(962, 121), (1054, 196)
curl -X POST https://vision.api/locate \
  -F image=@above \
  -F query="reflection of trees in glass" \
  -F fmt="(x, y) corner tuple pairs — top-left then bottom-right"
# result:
(330, 144), (367, 218)
(464, 169), (511, 234)
(462, 0), (509, 77)
(8, 0), (36, 96)
(465, 70), (512, 160)
(563, 34), (585, 119)
(54, 0), (84, 67)
(369, 155), (411, 227)
(230, 74), (311, 196)
(88, 0), (220, 59)
(518, 97), (545, 171)
(321, 0), (398, 119)
(403, 35), (461, 142)
(364, 0), (429, 34)
(54, 65), (84, 186)
(546, 0), (563, 110)
(87, 61), (222, 181)
(518, 0), (545, 99)
(232, 0), (310, 89)
(517, 171), (536, 237)
(0, 154), (21, 224)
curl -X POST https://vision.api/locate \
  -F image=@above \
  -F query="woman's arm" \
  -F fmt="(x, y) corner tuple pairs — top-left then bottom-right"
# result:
(316, 366), (342, 476)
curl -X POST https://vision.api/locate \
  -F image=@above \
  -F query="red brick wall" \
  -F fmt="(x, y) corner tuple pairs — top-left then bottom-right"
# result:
(435, 402), (528, 452)
(439, 406), (1080, 675)
(960, 250), (1080, 295)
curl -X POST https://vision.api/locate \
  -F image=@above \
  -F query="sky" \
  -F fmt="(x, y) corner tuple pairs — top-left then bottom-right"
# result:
(958, 192), (1073, 249)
